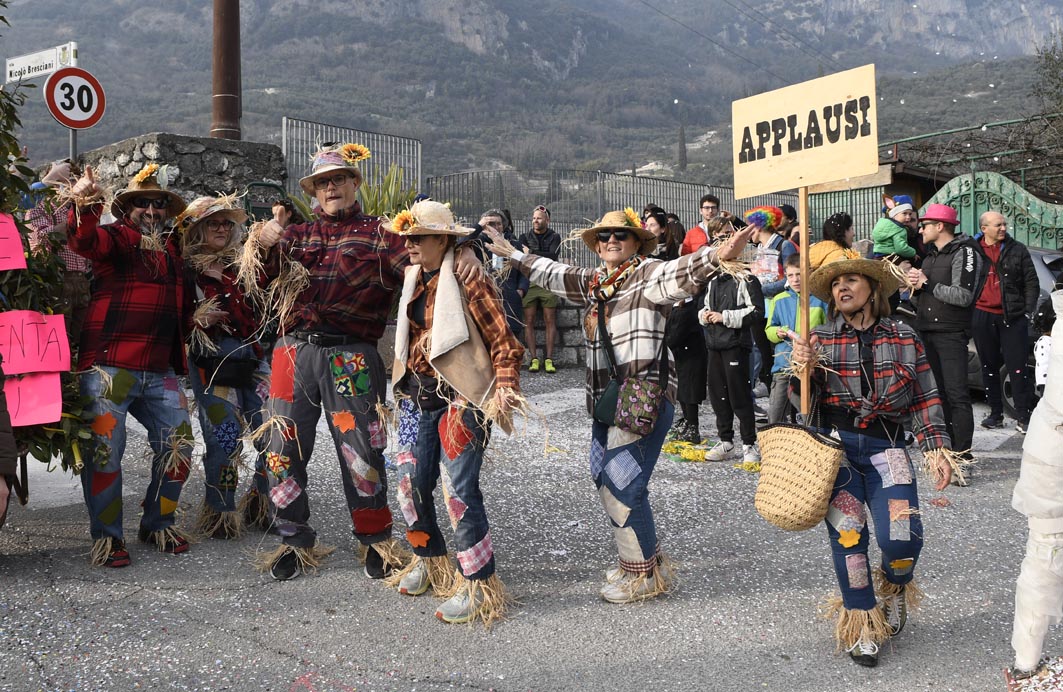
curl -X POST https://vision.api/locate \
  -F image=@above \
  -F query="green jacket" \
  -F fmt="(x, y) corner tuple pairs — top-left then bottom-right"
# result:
(872, 217), (917, 259)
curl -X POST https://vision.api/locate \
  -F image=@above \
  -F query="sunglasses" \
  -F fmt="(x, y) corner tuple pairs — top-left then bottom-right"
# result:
(312, 173), (352, 190)
(596, 230), (633, 242)
(206, 219), (236, 231)
(132, 197), (168, 210)
(919, 221), (938, 228)
(404, 235), (424, 245)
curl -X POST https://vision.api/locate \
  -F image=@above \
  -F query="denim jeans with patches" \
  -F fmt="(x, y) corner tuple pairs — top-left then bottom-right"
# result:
(80, 366), (194, 541)
(589, 400), (674, 573)
(395, 399), (494, 580)
(187, 342), (271, 513)
(821, 429), (923, 610)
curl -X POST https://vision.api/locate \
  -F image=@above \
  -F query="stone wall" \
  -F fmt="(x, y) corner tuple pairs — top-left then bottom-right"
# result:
(80, 133), (286, 208)
(525, 304), (587, 367)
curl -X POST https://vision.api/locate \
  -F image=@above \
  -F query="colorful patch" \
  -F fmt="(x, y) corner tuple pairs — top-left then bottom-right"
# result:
(440, 407), (474, 460)
(329, 351), (371, 398)
(456, 531), (493, 575)
(598, 485), (632, 527)
(160, 496), (178, 517)
(166, 456), (191, 483)
(397, 399), (420, 446)
(331, 410), (356, 433)
(171, 421), (195, 446)
(91, 470), (120, 497)
(826, 490), (866, 534)
(162, 376), (181, 408)
(206, 403), (229, 426)
(837, 528), (861, 548)
(889, 498), (912, 542)
(845, 553), (869, 590)
(606, 426), (641, 450)
(396, 450), (416, 467)
(98, 497), (122, 525)
(589, 438), (606, 480)
(270, 477), (301, 509)
(179, 390), (189, 410)
(351, 507), (392, 536)
(218, 465), (239, 490)
(604, 450), (641, 491)
(341, 442), (379, 497)
(889, 557), (915, 576)
(255, 377), (270, 404)
(106, 369), (136, 404)
(270, 345), (297, 403)
(406, 529), (430, 548)
(91, 412), (117, 439)
(368, 420), (386, 449)
(870, 448), (913, 488)
(613, 525), (643, 564)
(446, 495), (468, 529)
(397, 475), (418, 525)
(212, 419), (241, 456)
(266, 451), (291, 479)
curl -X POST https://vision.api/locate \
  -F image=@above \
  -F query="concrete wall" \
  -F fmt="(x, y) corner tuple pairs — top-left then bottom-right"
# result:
(524, 304), (587, 366)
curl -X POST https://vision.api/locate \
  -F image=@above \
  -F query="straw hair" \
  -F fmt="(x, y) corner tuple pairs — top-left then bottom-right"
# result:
(754, 423), (845, 531)
(808, 257), (902, 304)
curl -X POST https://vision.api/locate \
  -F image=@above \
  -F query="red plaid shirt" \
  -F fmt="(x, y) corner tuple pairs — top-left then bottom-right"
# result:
(68, 205), (192, 374)
(190, 266), (265, 360)
(266, 202), (408, 341)
(26, 197), (91, 273)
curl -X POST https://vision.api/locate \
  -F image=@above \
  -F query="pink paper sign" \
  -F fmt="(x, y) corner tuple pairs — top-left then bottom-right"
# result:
(0, 213), (27, 271)
(0, 310), (70, 374)
(4, 371), (62, 426)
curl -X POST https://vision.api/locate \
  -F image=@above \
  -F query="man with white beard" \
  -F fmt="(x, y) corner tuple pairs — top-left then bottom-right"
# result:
(66, 163), (196, 568)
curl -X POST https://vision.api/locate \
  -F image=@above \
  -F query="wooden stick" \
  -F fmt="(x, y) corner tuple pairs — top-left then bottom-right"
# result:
(799, 186), (811, 415)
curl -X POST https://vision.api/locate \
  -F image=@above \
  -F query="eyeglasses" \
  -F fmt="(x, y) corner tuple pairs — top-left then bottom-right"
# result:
(596, 230), (633, 242)
(312, 173), (352, 190)
(206, 219), (235, 231)
(919, 221), (939, 228)
(701, 205), (719, 211)
(132, 197), (168, 210)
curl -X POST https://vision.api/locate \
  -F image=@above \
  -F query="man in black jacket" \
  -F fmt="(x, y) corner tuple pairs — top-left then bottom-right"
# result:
(517, 206), (562, 373)
(971, 211), (1040, 433)
(907, 204), (981, 465)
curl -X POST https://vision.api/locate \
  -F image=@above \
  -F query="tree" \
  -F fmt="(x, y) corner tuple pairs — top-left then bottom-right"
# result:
(1035, 29), (1063, 113)
(677, 124), (688, 172)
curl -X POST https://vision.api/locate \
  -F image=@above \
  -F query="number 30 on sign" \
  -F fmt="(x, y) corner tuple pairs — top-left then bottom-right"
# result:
(44, 66), (105, 130)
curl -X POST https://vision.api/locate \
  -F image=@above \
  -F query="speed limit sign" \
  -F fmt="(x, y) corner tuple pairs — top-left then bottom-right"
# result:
(44, 66), (105, 129)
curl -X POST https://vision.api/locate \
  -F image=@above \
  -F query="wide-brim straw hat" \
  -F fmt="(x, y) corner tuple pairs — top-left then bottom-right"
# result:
(381, 199), (475, 237)
(175, 194), (248, 231)
(579, 208), (657, 256)
(808, 257), (902, 304)
(111, 164), (186, 218)
(298, 143), (370, 195)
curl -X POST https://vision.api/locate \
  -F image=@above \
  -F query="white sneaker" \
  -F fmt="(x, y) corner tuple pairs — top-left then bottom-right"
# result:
(742, 443), (760, 463)
(704, 441), (735, 461)
(398, 559), (429, 596)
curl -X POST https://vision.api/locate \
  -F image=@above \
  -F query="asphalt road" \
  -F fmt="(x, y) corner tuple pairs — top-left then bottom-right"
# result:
(0, 367), (1047, 692)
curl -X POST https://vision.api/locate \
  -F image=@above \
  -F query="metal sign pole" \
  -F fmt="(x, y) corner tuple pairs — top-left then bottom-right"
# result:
(69, 128), (76, 161)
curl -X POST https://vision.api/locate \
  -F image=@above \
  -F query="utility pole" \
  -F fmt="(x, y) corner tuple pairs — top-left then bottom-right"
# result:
(210, 0), (241, 139)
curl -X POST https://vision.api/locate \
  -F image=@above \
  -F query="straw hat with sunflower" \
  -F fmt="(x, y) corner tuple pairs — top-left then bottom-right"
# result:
(112, 163), (187, 218)
(298, 143), (371, 195)
(578, 207), (658, 255)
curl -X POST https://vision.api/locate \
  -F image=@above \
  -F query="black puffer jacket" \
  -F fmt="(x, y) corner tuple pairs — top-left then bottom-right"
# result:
(699, 272), (765, 351)
(973, 234), (1040, 323)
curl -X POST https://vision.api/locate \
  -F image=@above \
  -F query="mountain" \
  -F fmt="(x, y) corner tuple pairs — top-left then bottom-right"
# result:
(2, 0), (1057, 184)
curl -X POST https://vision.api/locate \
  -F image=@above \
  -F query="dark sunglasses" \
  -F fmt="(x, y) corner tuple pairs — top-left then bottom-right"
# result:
(132, 197), (168, 210)
(596, 229), (633, 242)
(404, 235), (424, 245)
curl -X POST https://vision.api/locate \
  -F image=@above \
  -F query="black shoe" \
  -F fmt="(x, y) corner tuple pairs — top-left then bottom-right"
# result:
(269, 547), (300, 581)
(1016, 419), (1029, 434)
(363, 544), (392, 579)
(981, 413), (1004, 429)
(846, 637), (879, 667)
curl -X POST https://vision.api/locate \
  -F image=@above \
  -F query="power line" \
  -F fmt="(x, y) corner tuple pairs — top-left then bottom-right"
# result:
(721, 0), (845, 73)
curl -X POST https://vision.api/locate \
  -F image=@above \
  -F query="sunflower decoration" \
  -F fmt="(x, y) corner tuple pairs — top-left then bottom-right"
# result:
(389, 209), (417, 235)
(339, 143), (371, 165)
(133, 163), (160, 184)
(622, 207), (642, 229)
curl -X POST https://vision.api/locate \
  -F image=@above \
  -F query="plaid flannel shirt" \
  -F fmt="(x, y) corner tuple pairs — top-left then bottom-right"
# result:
(68, 205), (192, 374)
(811, 314), (950, 452)
(517, 245), (723, 414)
(408, 271), (523, 391)
(190, 266), (265, 360)
(27, 197), (90, 273)
(266, 202), (408, 341)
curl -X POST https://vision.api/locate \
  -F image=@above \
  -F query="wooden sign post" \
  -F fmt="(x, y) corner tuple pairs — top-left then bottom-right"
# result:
(731, 64), (880, 413)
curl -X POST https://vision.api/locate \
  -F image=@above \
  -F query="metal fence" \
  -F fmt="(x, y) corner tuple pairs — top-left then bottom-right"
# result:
(427, 169), (798, 267)
(281, 116), (422, 196)
(807, 187), (886, 245)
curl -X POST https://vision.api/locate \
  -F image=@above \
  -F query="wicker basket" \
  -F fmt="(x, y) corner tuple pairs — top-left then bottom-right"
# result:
(754, 423), (846, 531)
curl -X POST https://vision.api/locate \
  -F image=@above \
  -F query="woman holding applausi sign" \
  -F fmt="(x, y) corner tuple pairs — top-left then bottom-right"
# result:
(484, 211), (755, 604)
(788, 257), (960, 667)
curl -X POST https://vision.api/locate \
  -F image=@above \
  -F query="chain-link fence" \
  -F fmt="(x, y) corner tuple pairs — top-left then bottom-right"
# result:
(281, 116), (422, 196)
(427, 169), (798, 267)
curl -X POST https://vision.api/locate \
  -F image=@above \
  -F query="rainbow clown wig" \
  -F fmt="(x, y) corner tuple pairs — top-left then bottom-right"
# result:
(743, 206), (784, 232)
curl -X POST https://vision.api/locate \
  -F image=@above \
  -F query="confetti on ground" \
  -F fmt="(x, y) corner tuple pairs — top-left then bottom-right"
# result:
(1005, 656), (1063, 691)
(930, 496), (952, 508)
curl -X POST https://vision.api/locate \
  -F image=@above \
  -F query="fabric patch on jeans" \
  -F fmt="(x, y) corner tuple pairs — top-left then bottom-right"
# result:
(397, 475), (418, 525)
(440, 407), (474, 460)
(270, 477), (301, 509)
(270, 345), (297, 403)
(397, 399), (420, 446)
(406, 529), (430, 548)
(604, 450), (641, 491)
(607, 426), (640, 450)
(446, 495), (468, 529)
(598, 484), (632, 527)
(331, 410), (356, 433)
(396, 450), (416, 467)
(330, 351), (370, 398)
(889, 557), (915, 576)
(845, 553), (869, 589)
(341, 442), (379, 497)
(218, 465), (238, 490)
(827, 490), (865, 533)
(351, 507), (392, 536)
(160, 496), (178, 517)
(255, 377), (270, 404)
(213, 419), (241, 456)
(162, 376), (181, 408)
(106, 368), (136, 404)
(98, 497), (122, 525)
(91, 470), (120, 497)
(613, 525), (643, 564)
(589, 438), (606, 479)
(368, 420), (386, 449)
(870, 448), (913, 488)
(889, 498), (913, 541)
(456, 532), (493, 575)
(206, 402), (229, 426)
(266, 452), (291, 479)
(91, 413), (117, 439)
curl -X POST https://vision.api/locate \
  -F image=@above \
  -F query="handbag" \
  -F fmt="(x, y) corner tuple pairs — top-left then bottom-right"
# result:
(192, 353), (259, 387)
(754, 396), (845, 531)
(594, 299), (668, 435)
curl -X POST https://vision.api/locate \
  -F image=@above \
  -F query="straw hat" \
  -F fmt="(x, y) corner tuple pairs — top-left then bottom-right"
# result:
(808, 257), (902, 304)
(298, 143), (371, 195)
(111, 163), (186, 218)
(175, 193), (248, 231)
(381, 199), (475, 237)
(578, 208), (657, 256)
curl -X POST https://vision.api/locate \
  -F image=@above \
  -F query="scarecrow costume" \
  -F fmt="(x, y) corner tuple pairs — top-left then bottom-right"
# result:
(384, 200), (524, 626)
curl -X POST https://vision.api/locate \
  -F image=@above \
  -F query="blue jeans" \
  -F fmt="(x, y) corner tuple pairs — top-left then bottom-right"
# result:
(395, 399), (494, 580)
(80, 366), (194, 540)
(822, 430), (923, 610)
(589, 400), (674, 572)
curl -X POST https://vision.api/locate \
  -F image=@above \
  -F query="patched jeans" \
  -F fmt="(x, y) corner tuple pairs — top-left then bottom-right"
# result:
(394, 398), (495, 580)
(589, 400), (674, 573)
(187, 346), (271, 513)
(822, 430), (923, 610)
(80, 366), (194, 541)
(264, 336), (392, 549)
